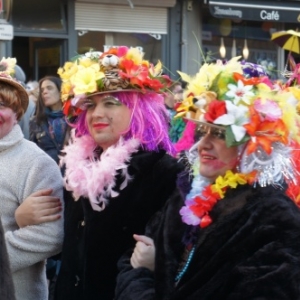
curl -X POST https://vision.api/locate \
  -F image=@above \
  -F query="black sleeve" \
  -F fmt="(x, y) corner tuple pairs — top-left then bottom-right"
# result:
(115, 209), (165, 300)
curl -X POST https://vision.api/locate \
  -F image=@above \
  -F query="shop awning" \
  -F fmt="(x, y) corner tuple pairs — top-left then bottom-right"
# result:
(209, 0), (300, 23)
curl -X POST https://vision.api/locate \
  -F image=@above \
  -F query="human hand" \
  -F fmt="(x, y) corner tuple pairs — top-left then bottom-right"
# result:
(15, 189), (62, 228)
(130, 234), (155, 271)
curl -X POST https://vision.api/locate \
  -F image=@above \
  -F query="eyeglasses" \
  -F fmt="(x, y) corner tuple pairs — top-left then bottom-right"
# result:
(197, 123), (226, 140)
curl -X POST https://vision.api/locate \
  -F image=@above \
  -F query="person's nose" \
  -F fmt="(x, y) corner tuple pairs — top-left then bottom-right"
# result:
(91, 102), (105, 118)
(42, 89), (48, 97)
(198, 133), (213, 151)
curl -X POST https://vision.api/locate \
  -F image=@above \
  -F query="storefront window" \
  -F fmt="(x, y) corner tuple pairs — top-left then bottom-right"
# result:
(12, 0), (66, 31)
(78, 31), (162, 63)
(201, 6), (280, 78)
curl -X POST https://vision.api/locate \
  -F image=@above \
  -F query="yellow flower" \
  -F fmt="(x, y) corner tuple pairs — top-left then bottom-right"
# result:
(211, 170), (248, 198)
(71, 68), (104, 95)
(212, 175), (228, 198)
(58, 62), (78, 81)
(124, 47), (144, 64)
(175, 95), (195, 117)
(78, 57), (96, 68)
(61, 81), (73, 102)
(0, 57), (16, 75)
(256, 82), (272, 93)
(149, 60), (162, 77)
(222, 56), (243, 75)
(224, 171), (247, 188)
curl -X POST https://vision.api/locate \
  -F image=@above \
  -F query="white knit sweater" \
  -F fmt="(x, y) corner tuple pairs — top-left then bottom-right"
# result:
(0, 125), (64, 300)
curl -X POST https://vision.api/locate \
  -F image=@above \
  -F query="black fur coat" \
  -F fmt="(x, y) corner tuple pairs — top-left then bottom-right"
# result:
(54, 150), (183, 300)
(116, 174), (300, 300)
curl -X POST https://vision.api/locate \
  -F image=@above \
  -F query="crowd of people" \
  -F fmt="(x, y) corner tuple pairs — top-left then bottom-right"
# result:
(0, 47), (300, 300)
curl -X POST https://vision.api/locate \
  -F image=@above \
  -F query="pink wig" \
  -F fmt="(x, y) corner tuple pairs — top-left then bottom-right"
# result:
(73, 91), (174, 154)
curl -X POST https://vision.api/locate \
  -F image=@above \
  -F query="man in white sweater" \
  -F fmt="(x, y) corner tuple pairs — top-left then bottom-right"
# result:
(0, 57), (63, 300)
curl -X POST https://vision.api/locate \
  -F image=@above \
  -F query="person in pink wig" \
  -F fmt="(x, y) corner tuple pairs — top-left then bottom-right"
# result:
(19, 46), (184, 300)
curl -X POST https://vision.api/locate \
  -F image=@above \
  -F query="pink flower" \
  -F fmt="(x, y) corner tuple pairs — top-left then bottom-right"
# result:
(117, 46), (129, 57)
(254, 98), (282, 121)
(179, 206), (200, 226)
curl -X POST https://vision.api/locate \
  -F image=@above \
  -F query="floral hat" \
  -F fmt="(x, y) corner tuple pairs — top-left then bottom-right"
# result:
(176, 57), (300, 152)
(0, 57), (29, 117)
(58, 46), (172, 117)
(176, 58), (300, 228)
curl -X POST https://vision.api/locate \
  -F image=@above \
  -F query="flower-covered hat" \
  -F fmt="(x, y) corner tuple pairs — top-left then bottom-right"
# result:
(176, 57), (300, 150)
(176, 57), (300, 190)
(58, 46), (172, 117)
(176, 58), (300, 228)
(0, 57), (29, 118)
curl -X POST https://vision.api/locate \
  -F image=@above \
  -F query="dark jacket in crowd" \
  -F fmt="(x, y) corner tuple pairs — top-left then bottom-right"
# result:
(29, 114), (68, 164)
(54, 150), (184, 300)
(116, 174), (300, 300)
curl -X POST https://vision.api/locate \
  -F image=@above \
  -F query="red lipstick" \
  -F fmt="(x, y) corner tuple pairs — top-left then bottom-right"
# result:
(93, 123), (109, 129)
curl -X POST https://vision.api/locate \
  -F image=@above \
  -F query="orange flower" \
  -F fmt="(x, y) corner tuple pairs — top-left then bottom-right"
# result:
(233, 72), (261, 85)
(244, 107), (289, 154)
(119, 59), (149, 90)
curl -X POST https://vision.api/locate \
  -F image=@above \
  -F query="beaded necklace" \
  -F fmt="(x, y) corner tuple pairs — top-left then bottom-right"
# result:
(175, 246), (196, 282)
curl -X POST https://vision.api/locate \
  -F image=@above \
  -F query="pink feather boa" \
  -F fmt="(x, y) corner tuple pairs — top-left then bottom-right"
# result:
(60, 130), (140, 211)
(174, 121), (197, 154)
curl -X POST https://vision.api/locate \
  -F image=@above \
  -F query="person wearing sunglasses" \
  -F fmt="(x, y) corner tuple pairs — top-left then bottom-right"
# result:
(116, 59), (300, 299)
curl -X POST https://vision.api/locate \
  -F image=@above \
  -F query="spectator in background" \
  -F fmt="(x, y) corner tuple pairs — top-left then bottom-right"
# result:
(29, 76), (69, 298)
(26, 80), (39, 104)
(164, 81), (186, 144)
(14, 64), (36, 140)
(29, 76), (69, 164)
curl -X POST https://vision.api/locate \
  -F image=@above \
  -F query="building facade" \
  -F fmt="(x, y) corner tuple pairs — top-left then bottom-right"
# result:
(1, 0), (300, 81)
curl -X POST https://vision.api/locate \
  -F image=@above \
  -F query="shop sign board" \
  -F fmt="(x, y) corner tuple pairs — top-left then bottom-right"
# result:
(0, 23), (13, 40)
(209, 1), (300, 23)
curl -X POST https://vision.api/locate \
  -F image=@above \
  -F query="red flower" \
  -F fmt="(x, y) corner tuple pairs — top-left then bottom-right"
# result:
(200, 215), (212, 228)
(144, 77), (164, 92)
(63, 100), (82, 118)
(204, 100), (227, 123)
(190, 186), (219, 218)
(119, 59), (149, 90)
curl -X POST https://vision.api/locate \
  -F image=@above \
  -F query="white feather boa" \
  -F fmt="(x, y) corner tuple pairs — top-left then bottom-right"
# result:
(60, 130), (140, 211)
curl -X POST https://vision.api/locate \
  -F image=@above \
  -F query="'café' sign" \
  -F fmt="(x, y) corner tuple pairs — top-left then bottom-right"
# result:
(260, 10), (280, 21)
(209, 1), (300, 24)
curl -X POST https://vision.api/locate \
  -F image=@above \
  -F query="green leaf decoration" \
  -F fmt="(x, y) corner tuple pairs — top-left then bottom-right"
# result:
(96, 78), (104, 90)
(225, 126), (250, 148)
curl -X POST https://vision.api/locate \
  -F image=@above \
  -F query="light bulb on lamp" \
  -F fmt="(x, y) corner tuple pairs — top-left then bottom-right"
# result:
(219, 37), (226, 58)
(243, 39), (249, 60)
